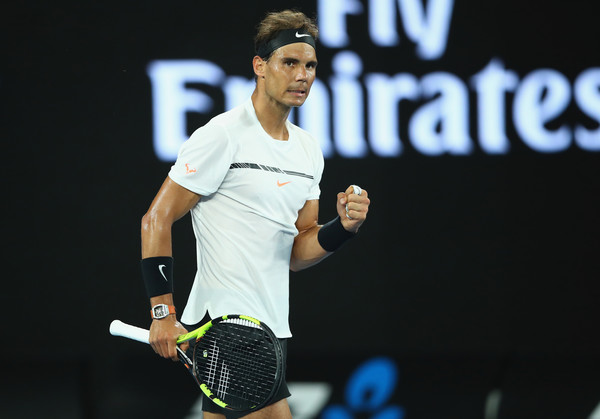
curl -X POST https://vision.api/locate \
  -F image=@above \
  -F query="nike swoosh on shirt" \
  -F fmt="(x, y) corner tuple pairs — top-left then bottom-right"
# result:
(158, 264), (168, 281)
(295, 32), (311, 38)
(277, 180), (292, 187)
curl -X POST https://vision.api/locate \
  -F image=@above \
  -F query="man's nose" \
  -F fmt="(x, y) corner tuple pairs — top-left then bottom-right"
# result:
(295, 65), (307, 81)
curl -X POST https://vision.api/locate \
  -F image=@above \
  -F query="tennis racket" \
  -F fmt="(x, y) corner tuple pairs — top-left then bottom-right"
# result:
(109, 314), (284, 412)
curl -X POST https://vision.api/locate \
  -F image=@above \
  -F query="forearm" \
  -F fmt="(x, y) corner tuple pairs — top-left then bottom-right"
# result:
(150, 293), (174, 307)
(290, 225), (330, 271)
(140, 212), (175, 300)
(143, 229), (182, 360)
(143, 220), (180, 360)
(141, 212), (173, 258)
(141, 177), (200, 360)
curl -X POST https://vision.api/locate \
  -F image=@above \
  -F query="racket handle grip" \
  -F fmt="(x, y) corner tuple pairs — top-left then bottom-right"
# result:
(110, 320), (150, 344)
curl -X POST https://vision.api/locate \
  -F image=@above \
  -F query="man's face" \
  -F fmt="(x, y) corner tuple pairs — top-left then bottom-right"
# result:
(262, 43), (318, 108)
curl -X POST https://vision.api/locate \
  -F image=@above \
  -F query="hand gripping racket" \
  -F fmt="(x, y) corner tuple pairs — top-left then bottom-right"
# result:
(110, 315), (284, 412)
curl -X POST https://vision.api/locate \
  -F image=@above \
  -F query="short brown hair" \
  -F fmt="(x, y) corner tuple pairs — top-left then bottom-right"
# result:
(254, 9), (318, 53)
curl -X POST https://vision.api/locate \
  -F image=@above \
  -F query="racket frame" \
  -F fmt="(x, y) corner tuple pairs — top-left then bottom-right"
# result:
(110, 314), (283, 412)
(183, 314), (284, 411)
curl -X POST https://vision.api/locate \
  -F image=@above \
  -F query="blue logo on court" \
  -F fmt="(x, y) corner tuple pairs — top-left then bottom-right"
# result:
(321, 357), (405, 418)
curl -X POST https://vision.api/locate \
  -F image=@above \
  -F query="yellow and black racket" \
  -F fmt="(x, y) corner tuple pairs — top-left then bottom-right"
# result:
(110, 314), (283, 412)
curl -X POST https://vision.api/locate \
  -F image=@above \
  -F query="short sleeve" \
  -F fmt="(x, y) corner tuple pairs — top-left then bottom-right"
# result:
(168, 123), (234, 196)
(307, 150), (324, 201)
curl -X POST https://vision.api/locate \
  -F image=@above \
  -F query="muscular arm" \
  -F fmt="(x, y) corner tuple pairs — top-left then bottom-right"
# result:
(141, 176), (201, 360)
(290, 186), (370, 272)
(290, 199), (328, 272)
(141, 177), (201, 258)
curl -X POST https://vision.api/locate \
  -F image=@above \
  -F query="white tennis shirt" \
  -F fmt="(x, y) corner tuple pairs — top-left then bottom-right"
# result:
(168, 98), (324, 338)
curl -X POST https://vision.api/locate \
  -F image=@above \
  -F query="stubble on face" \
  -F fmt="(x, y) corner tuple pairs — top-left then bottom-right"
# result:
(263, 43), (318, 109)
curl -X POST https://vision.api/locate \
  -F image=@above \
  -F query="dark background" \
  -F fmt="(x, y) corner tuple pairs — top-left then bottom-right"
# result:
(2, 0), (599, 418)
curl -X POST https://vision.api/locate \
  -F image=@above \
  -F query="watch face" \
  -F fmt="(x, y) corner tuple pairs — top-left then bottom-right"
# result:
(153, 305), (168, 318)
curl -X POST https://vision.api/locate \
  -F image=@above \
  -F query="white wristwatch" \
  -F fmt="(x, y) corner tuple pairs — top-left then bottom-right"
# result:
(151, 304), (176, 319)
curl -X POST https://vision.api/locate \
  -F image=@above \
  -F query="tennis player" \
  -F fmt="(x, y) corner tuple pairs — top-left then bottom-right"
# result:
(140, 9), (370, 418)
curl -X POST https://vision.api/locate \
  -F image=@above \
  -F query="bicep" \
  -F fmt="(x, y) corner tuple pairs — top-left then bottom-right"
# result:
(295, 199), (319, 234)
(141, 177), (201, 258)
(291, 199), (329, 271)
(146, 176), (202, 224)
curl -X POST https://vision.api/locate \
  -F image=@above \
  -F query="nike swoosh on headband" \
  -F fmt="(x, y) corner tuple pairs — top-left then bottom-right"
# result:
(257, 28), (316, 58)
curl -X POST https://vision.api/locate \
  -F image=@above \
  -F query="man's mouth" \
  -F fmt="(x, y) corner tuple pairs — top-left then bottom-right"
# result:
(287, 88), (306, 96)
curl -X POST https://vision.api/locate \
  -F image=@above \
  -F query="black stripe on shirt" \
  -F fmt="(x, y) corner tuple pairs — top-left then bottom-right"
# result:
(229, 162), (314, 179)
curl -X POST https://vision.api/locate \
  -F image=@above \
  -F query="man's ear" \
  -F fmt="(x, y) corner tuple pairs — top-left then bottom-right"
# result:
(253, 55), (266, 78)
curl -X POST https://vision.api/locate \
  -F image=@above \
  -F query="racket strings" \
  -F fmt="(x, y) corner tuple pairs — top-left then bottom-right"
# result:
(199, 336), (277, 402)
(201, 328), (278, 392)
(193, 320), (281, 408)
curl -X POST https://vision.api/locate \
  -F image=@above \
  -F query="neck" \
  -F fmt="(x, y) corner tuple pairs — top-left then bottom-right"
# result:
(251, 89), (291, 141)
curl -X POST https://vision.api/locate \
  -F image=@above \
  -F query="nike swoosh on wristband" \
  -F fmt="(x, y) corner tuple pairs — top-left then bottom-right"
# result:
(295, 31), (311, 38)
(158, 264), (168, 281)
